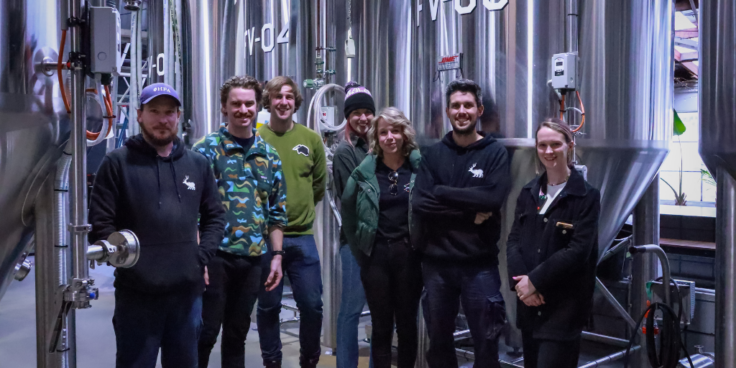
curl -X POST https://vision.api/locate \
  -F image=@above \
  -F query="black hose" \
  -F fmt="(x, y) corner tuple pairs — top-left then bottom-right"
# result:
(623, 280), (694, 368)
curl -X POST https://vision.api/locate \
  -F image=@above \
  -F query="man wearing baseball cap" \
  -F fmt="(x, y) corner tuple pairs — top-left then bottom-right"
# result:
(89, 83), (226, 367)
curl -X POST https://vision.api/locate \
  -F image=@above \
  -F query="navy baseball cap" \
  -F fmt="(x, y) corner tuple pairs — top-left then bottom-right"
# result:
(140, 83), (181, 106)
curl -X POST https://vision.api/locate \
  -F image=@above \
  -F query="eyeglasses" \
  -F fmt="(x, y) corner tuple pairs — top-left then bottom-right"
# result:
(388, 171), (398, 196)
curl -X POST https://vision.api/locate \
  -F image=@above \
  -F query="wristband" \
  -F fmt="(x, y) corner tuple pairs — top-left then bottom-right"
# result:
(272, 250), (285, 256)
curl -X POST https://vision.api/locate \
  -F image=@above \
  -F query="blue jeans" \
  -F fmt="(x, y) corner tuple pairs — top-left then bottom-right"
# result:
(113, 287), (202, 368)
(336, 244), (372, 368)
(422, 261), (506, 368)
(257, 235), (324, 365)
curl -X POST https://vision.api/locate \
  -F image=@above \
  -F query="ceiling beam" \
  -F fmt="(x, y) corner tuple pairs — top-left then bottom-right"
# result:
(676, 28), (699, 39)
(675, 0), (699, 11)
(682, 61), (699, 76)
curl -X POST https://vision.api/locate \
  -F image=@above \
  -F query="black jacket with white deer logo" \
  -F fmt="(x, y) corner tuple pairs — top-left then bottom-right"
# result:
(412, 131), (511, 264)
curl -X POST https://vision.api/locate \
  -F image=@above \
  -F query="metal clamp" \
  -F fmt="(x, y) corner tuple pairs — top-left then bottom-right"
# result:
(68, 223), (92, 233)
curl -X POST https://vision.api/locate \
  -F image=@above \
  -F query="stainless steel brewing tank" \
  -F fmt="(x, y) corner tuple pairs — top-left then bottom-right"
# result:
(410, 0), (672, 348)
(700, 0), (736, 181)
(0, 0), (70, 301)
(411, 0), (672, 259)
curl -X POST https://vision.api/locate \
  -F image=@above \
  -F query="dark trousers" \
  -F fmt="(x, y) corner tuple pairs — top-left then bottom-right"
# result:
(422, 261), (506, 368)
(113, 286), (202, 368)
(257, 235), (324, 366)
(521, 332), (581, 368)
(198, 251), (262, 368)
(360, 238), (423, 368)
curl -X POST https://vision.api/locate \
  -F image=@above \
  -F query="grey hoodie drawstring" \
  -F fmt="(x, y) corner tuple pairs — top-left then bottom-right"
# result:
(169, 161), (182, 203)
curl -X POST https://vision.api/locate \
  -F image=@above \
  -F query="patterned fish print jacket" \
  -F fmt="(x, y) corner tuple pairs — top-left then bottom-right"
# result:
(193, 127), (288, 256)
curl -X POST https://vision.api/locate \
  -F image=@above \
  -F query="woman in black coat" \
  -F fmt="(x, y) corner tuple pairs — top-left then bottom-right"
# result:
(507, 118), (601, 368)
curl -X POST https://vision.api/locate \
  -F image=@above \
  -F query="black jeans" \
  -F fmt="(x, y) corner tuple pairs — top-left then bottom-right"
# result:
(360, 238), (423, 368)
(198, 251), (262, 368)
(422, 261), (506, 368)
(521, 332), (581, 368)
(113, 287), (202, 368)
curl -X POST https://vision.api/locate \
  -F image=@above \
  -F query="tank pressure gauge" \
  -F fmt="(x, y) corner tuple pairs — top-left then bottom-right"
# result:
(551, 53), (577, 90)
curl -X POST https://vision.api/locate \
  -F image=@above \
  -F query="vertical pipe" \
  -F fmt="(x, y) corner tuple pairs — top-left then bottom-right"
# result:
(36, 176), (63, 368)
(631, 176), (660, 366)
(129, 9), (140, 137)
(415, 303), (429, 368)
(564, 0), (579, 126)
(69, 0), (90, 288)
(715, 168), (736, 364)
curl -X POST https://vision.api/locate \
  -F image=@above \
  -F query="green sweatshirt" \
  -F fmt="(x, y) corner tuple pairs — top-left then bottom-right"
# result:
(257, 123), (326, 235)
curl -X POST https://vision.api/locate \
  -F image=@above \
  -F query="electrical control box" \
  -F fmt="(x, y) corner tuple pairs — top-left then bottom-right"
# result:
(551, 52), (577, 90)
(89, 7), (121, 75)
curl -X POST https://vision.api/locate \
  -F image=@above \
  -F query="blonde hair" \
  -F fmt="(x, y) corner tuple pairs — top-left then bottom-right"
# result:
(368, 107), (418, 158)
(535, 117), (575, 173)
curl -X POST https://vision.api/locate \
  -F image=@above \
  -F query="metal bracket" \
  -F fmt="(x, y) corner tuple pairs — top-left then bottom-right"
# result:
(68, 223), (92, 233)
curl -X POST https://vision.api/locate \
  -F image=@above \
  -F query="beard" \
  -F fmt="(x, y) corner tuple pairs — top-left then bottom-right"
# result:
(451, 120), (477, 136)
(140, 122), (178, 147)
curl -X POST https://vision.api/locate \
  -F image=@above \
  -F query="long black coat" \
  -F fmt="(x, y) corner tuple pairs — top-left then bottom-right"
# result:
(506, 168), (600, 340)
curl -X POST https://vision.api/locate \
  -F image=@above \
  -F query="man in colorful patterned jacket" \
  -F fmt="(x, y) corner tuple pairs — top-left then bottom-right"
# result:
(193, 75), (288, 368)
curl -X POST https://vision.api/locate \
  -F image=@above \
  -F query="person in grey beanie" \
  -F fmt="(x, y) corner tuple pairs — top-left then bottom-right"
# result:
(333, 81), (376, 368)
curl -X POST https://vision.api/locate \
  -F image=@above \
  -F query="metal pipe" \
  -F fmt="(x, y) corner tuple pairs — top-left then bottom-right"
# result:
(629, 245), (671, 307)
(715, 167), (736, 364)
(595, 278), (637, 330)
(416, 302), (429, 368)
(564, 0), (579, 127)
(631, 177), (660, 365)
(581, 331), (631, 348)
(599, 236), (632, 263)
(453, 329), (471, 341)
(577, 345), (641, 368)
(69, 0), (90, 288)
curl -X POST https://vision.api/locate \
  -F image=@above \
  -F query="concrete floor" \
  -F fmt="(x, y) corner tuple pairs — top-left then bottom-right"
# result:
(0, 257), (624, 367)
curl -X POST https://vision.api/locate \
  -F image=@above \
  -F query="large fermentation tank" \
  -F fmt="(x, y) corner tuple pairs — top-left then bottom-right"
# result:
(699, 0), (736, 363)
(0, 0), (69, 301)
(411, 0), (672, 346)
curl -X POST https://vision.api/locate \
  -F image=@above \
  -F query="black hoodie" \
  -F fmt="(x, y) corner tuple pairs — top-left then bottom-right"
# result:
(412, 132), (510, 264)
(89, 135), (226, 294)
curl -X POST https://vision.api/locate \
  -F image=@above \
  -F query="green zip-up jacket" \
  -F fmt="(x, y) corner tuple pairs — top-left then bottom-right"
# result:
(193, 127), (288, 256)
(341, 150), (422, 262)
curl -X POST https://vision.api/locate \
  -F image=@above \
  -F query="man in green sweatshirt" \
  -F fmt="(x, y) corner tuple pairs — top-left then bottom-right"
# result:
(256, 76), (327, 368)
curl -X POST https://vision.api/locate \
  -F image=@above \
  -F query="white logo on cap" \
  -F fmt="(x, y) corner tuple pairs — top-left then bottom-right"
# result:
(153, 87), (172, 93)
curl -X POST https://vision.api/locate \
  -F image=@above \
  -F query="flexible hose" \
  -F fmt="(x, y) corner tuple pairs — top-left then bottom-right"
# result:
(307, 83), (349, 135)
(623, 281), (694, 368)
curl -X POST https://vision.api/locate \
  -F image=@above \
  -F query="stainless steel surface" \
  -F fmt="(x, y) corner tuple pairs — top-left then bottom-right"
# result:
(416, 303), (429, 368)
(699, 0), (736, 181)
(596, 278), (637, 330)
(182, 0), (225, 141)
(700, 1), (736, 365)
(69, 0), (90, 306)
(410, 1), (672, 351)
(580, 331), (630, 348)
(146, 0), (164, 84)
(631, 178), (660, 366)
(14, 257), (32, 281)
(89, 230), (140, 268)
(36, 153), (75, 368)
(577, 346), (640, 368)
(351, 0), (411, 114)
(715, 168), (736, 366)
(0, 0), (70, 302)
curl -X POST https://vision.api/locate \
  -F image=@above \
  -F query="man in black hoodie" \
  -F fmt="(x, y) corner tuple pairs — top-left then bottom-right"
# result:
(89, 83), (226, 368)
(412, 79), (511, 368)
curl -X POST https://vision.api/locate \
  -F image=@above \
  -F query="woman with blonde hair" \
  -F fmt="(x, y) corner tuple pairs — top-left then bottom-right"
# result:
(506, 118), (601, 367)
(341, 107), (423, 368)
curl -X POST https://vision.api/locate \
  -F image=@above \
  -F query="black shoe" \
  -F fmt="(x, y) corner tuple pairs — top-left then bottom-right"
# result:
(263, 360), (281, 368)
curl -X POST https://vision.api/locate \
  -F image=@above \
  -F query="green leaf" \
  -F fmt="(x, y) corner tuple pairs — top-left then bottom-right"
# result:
(673, 110), (687, 136)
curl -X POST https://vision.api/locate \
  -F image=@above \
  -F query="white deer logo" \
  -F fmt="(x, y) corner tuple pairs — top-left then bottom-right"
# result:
(468, 164), (484, 178)
(183, 176), (196, 190)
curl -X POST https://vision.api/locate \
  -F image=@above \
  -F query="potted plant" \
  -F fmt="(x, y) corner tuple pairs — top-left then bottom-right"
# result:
(661, 110), (688, 205)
